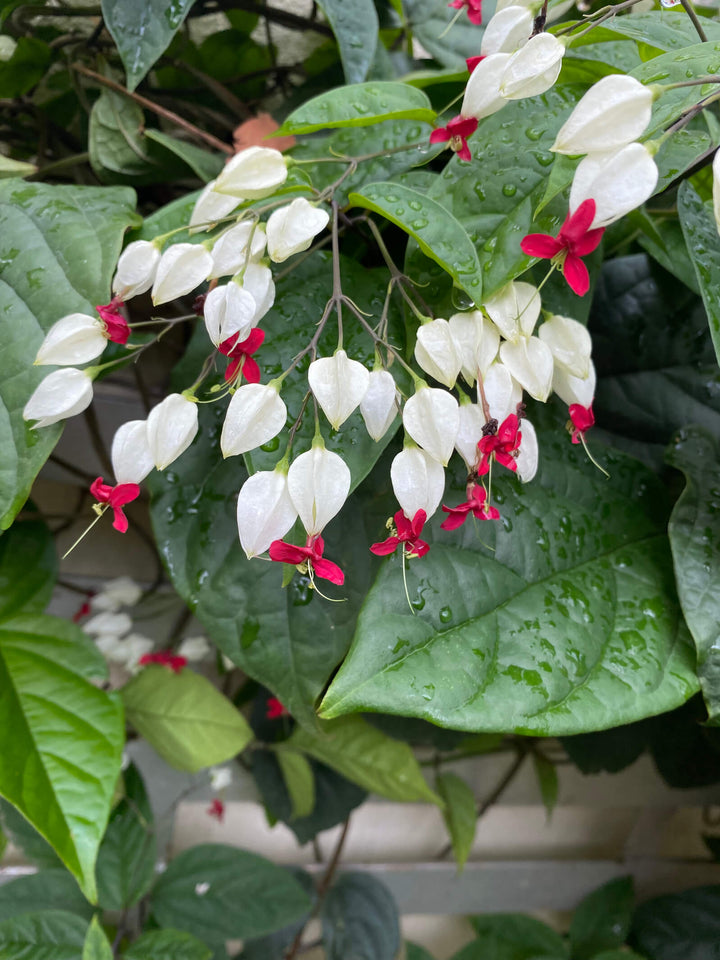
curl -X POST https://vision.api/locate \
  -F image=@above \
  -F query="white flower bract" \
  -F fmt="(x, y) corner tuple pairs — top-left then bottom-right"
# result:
(213, 147), (288, 199)
(390, 447), (445, 521)
(287, 445), (351, 536)
(236, 468), (298, 558)
(461, 53), (512, 121)
(480, 6), (533, 56)
(209, 221), (267, 279)
(569, 142), (659, 228)
(111, 419), (155, 485)
(151, 243), (214, 305)
(552, 75), (654, 156)
(221, 384), (287, 458)
(360, 369), (398, 441)
(499, 336), (554, 402)
(266, 199), (330, 263)
(483, 281), (541, 342)
(414, 318), (462, 389)
(455, 402), (485, 470)
(189, 180), (241, 232)
(538, 314), (592, 379)
(402, 387), (459, 466)
(146, 393), (199, 470)
(112, 241), (161, 299)
(35, 313), (106, 366)
(203, 282), (258, 347)
(23, 368), (94, 428)
(308, 350), (370, 429)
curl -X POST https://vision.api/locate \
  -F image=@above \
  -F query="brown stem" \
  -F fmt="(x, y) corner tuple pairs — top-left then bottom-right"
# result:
(679, 0), (707, 41)
(201, 0), (333, 36)
(83, 403), (113, 477)
(72, 64), (233, 155)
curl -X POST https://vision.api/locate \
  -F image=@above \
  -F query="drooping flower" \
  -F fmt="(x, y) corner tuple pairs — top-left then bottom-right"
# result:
(538, 314), (592, 379)
(90, 576), (142, 612)
(449, 0), (483, 25)
(151, 243), (214, 305)
(499, 336), (554, 402)
(96, 633), (154, 673)
(112, 240), (161, 299)
(481, 361), (522, 423)
(34, 313), (107, 366)
(454, 400), (485, 470)
(236, 467), (298, 558)
(266, 199), (330, 263)
(402, 386), (459, 466)
(207, 798), (225, 821)
(390, 447), (445, 521)
(500, 32), (565, 100)
(441, 483), (499, 530)
(553, 359), (596, 408)
(138, 650), (188, 673)
(287, 443), (351, 537)
(189, 180), (242, 232)
(515, 417), (538, 482)
(266, 697), (290, 719)
(213, 146), (289, 199)
(221, 382), (287, 458)
(83, 610), (132, 638)
(178, 636), (211, 661)
(308, 349), (370, 429)
(241, 263), (276, 324)
(569, 143), (658, 229)
(552, 75), (655, 156)
(480, 6), (532, 56)
(96, 297), (130, 346)
(219, 327), (265, 384)
(461, 52), (511, 120)
(371, 508), (430, 558)
(209, 765), (233, 790)
(520, 199), (605, 296)
(23, 368), (94, 428)
(90, 477), (141, 533)
(269, 534), (344, 585)
(203, 282), (258, 348)
(482, 280), (540, 341)
(360, 369), (398, 441)
(210, 221), (267, 279)
(111, 420), (155, 485)
(429, 115), (478, 162)
(477, 413), (522, 475)
(414, 318), (462, 388)
(569, 403), (595, 443)
(146, 393), (199, 470)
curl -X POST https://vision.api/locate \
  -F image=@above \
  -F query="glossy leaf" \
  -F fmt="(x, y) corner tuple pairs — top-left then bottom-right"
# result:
(631, 885), (720, 960)
(288, 716), (441, 804)
(437, 772), (476, 871)
(634, 43), (720, 136)
(0, 517), (57, 619)
(321, 872), (400, 960)
(279, 82), (435, 134)
(465, 914), (568, 959)
(315, 0), (379, 85)
(0, 615), (124, 901)
(350, 181), (483, 299)
(678, 179), (720, 365)
(101, 0), (195, 90)
(121, 666), (252, 773)
(569, 877), (634, 960)
(83, 917), (113, 960)
(601, 11), (720, 52)
(149, 844), (312, 942)
(666, 427), (720, 723)
(0, 179), (136, 530)
(0, 911), (88, 958)
(123, 930), (213, 960)
(320, 431), (698, 735)
(0, 870), (92, 922)
(275, 748), (315, 819)
(89, 91), (152, 181)
(405, 0), (485, 68)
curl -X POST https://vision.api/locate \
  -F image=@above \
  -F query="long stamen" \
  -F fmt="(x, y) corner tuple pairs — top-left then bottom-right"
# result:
(307, 563), (346, 603)
(580, 435), (610, 479)
(401, 547), (415, 615)
(61, 506), (108, 560)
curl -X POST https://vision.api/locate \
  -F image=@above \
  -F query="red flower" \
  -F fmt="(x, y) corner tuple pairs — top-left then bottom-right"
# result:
(207, 798), (225, 821)
(477, 414), (522, 476)
(429, 115), (478, 163)
(96, 297), (130, 345)
(441, 483), (500, 530)
(268, 535), (344, 585)
(219, 327), (264, 384)
(449, 0), (483, 25)
(520, 199), (605, 297)
(466, 55), (485, 72)
(370, 509), (430, 559)
(72, 597), (93, 623)
(569, 403), (595, 443)
(90, 477), (140, 533)
(138, 650), (188, 673)
(266, 697), (289, 719)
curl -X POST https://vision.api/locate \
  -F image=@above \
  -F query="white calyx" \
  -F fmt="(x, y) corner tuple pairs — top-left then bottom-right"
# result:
(308, 349), (370, 429)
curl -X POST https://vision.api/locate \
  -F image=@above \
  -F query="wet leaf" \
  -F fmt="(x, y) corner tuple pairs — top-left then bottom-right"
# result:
(315, 0), (379, 85)
(102, 0), (195, 91)
(279, 81), (435, 134)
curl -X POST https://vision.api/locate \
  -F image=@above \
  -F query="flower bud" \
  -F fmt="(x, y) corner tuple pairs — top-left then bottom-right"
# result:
(287, 443), (351, 536)
(481, 6), (533, 56)
(500, 33), (565, 100)
(499, 336), (554, 402)
(34, 313), (106, 366)
(569, 143), (658, 229)
(516, 417), (538, 482)
(23, 368), (93, 428)
(414, 318), (462, 389)
(90, 576), (142, 612)
(483, 281), (540, 342)
(308, 349), (370, 429)
(112, 241), (161, 299)
(189, 180), (241, 232)
(236, 467), (298, 558)
(111, 419), (155, 485)
(221, 383), (287, 457)
(538, 314), (591, 379)
(178, 636), (211, 662)
(481, 361), (522, 422)
(266, 199), (330, 263)
(713, 149), (720, 235)
(151, 243), (214, 305)
(552, 75), (654, 156)
(210, 221), (267, 279)
(402, 386), (459, 466)
(213, 147), (288, 199)
(462, 53), (511, 121)
(455, 401), (485, 470)
(84, 611), (132, 638)
(146, 393), (199, 470)
(241, 262), (275, 323)
(448, 311), (480, 385)
(552, 359), (596, 408)
(204, 282), (258, 347)
(391, 447), (445, 520)
(360, 369), (398, 441)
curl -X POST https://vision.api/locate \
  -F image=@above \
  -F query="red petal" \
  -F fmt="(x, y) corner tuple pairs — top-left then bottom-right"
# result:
(90, 477), (112, 502)
(408, 538), (430, 557)
(447, 115), (478, 139)
(429, 128), (451, 145)
(562, 254), (590, 297)
(521, 234), (563, 259)
(410, 509), (427, 538)
(224, 358), (241, 383)
(269, 540), (310, 565)
(495, 451), (518, 472)
(466, 55), (484, 72)
(468, 8), (483, 23)
(111, 507), (129, 533)
(497, 414), (519, 444)
(559, 199), (596, 245)
(440, 508), (469, 531)
(572, 226), (605, 257)
(370, 537), (400, 556)
(109, 483), (141, 507)
(241, 356), (261, 384)
(456, 140), (472, 162)
(312, 557), (345, 585)
(569, 403), (594, 432)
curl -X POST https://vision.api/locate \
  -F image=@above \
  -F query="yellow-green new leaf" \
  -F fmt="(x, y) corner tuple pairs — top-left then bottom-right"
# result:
(275, 748), (316, 820)
(437, 773), (477, 871)
(83, 916), (113, 960)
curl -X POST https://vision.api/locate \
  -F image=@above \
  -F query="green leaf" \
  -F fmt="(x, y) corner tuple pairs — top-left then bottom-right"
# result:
(121, 666), (252, 773)
(149, 844), (312, 942)
(0, 517), (57, 619)
(315, 0), (379, 84)
(465, 914), (568, 960)
(288, 716), (441, 804)
(678, 179), (720, 365)
(633, 42), (720, 135)
(274, 748), (315, 820)
(0, 179), (136, 530)
(666, 427), (720, 724)
(570, 877), (634, 960)
(633, 210), (699, 294)
(320, 430), (699, 735)
(631, 885), (720, 960)
(123, 930), (213, 960)
(592, 952), (645, 960)
(101, 0), (195, 90)
(0, 799), (62, 870)
(406, 944), (436, 960)
(600, 10), (720, 51)
(437, 772), (476, 871)
(0, 870), (92, 922)
(89, 90), (154, 181)
(279, 81), (435, 134)
(561, 721), (649, 775)
(83, 917), (113, 960)
(0, 615), (124, 901)
(405, 0), (486, 68)
(96, 763), (157, 910)
(0, 37), (51, 97)
(531, 753), (559, 818)
(0, 910), (89, 959)
(349, 181), (483, 299)
(143, 130), (223, 182)
(321, 873), (400, 960)
(0, 155), (36, 178)
(238, 870), (315, 960)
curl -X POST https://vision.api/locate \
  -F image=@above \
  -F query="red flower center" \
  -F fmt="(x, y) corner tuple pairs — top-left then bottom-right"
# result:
(90, 477), (140, 533)
(96, 297), (131, 345)
(477, 414), (522, 476)
(370, 509), (430, 559)
(268, 535), (345, 585)
(138, 651), (187, 673)
(219, 327), (265, 384)
(520, 199), (605, 297)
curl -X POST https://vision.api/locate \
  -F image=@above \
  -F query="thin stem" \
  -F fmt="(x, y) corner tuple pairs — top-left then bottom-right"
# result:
(83, 404), (113, 476)
(679, 0), (707, 41)
(555, 0), (648, 38)
(29, 152), (90, 179)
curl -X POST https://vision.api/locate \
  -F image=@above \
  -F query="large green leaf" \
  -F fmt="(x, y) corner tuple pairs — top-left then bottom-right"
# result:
(666, 427), (720, 724)
(0, 179), (137, 530)
(678, 179), (720, 366)
(0, 516), (56, 619)
(320, 430), (698, 735)
(101, 0), (195, 91)
(0, 870), (92, 922)
(121, 666), (252, 773)
(239, 870), (315, 960)
(288, 716), (441, 803)
(279, 82), (435, 134)
(631, 885), (720, 960)
(321, 873), (400, 960)
(314, 0), (379, 85)
(0, 910), (89, 959)
(633, 42), (720, 135)
(599, 10), (720, 51)
(149, 845), (312, 943)
(0, 615), (124, 901)
(123, 930), (213, 960)
(569, 877), (634, 960)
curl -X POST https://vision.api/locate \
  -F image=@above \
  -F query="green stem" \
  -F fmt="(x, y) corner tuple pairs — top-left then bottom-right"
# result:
(679, 0), (707, 42)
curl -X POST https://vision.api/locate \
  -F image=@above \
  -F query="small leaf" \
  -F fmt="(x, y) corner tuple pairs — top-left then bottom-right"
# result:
(532, 752), (559, 818)
(143, 129), (223, 182)
(121, 666), (253, 773)
(678, 179), (720, 366)
(406, 943), (436, 960)
(322, 873), (400, 960)
(436, 773), (476, 871)
(570, 877), (634, 960)
(0, 910), (89, 958)
(468, 914), (568, 959)
(289, 716), (442, 804)
(123, 929), (213, 960)
(0, 37), (51, 97)
(631, 885), (720, 960)
(0, 155), (36, 178)
(279, 82), (435, 135)
(274, 749), (315, 820)
(83, 917), (113, 960)
(315, 0), (379, 84)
